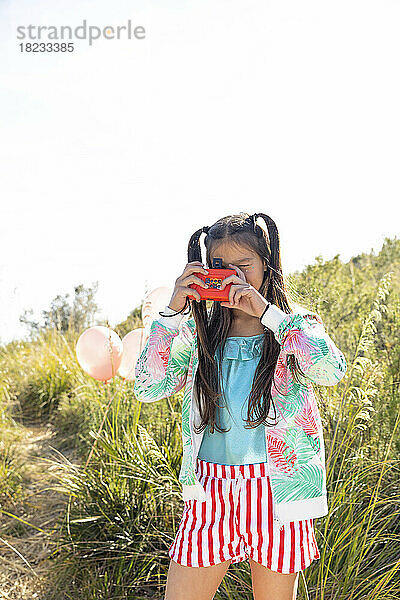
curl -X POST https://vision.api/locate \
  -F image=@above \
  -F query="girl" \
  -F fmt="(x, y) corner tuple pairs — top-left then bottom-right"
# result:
(134, 212), (347, 600)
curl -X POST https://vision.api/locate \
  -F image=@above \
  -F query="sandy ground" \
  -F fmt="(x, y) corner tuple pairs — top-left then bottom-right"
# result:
(0, 425), (77, 600)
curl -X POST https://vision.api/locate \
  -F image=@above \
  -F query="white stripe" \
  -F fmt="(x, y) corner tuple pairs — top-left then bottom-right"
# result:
(238, 477), (247, 558)
(281, 521), (291, 573)
(217, 477), (228, 560)
(172, 502), (191, 564)
(300, 520), (308, 569)
(203, 475), (214, 566)
(169, 502), (185, 560)
(251, 479), (261, 563)
(305, 520), (313, 566)
(256, 477), (265, 565)
(223, 477), (234, 557)
(293, 521), (302, 572)
(182, 498), (197, 565)
(271, 503), (281, 572)
(301, 520), (309, 570)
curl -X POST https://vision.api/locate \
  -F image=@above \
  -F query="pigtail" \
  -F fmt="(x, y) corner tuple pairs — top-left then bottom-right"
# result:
(254, 212), (312, 387)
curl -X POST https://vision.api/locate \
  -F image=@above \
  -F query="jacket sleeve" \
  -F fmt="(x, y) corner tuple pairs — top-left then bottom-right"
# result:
(261, 304), (347, 386)
(134, 310), (194, 403)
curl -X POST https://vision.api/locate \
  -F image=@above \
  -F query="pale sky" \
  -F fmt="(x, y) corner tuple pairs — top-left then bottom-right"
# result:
(1, 0), (399, 346)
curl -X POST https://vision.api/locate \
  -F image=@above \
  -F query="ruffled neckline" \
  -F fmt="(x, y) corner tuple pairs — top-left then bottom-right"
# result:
(216, 333), (265, 361)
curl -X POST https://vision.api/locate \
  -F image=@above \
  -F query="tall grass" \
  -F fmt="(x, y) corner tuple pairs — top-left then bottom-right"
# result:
(312, 272), (400, 599)
(0, 348), (27, 507)
(0, 430), (25, 507)
(46, 378), (185, 599)
(0, 329), (80, 422)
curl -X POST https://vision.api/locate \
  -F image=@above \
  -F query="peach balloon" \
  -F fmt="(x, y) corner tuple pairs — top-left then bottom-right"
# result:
(142, 285), (190, 329)
(141, 298), (155, 330)
(142, 287), (172, 329)
(117, 327), (149, 381)
(76, 326), (123, 382)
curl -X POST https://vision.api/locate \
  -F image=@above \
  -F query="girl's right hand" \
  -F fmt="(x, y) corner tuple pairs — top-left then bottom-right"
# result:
(168, 261), (209, 313)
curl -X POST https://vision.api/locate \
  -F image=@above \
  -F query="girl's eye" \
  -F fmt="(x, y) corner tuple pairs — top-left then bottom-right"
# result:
(223, 264), (249, 269)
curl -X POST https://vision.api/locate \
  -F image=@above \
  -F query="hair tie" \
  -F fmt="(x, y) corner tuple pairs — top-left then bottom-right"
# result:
(202, 226), (210, 234)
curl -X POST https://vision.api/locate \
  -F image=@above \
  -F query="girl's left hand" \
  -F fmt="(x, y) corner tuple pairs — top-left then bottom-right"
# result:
(219, 264), (269, 319)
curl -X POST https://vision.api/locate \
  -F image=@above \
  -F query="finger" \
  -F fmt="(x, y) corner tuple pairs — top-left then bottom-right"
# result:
(191, 266), (209, 275)
(183, 264), (209, 277)
(222, 283), (246, 305)
(228, 264), (246, 279)
(230, 284), (251, 305)
(220, 274), (245, 289)
(184, 274), (209, 289)
(181, 286), (202, 301)
(231, 289), (242, 305)
(229, 286), (238, 305)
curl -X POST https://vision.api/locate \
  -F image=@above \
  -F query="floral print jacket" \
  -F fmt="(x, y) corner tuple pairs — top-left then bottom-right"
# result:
(134, 303), (347, 526)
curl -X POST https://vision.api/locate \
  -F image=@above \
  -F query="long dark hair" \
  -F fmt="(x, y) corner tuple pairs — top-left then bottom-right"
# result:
(187, 211), (308, 435)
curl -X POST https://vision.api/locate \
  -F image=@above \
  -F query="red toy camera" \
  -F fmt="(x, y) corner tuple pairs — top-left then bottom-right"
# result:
(187, 258), (236, 302)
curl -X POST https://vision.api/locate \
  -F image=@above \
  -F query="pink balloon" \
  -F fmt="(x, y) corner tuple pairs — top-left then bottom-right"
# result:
(76, 326), (123, 382)
(142, 286), (173, 328)
(141, 298), (154, 330)
(118, 328), (149, 381)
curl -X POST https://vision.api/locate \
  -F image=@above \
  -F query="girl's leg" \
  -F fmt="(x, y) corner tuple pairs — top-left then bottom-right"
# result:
(249, 557), (300, 600)
(164, 557), (233, 600)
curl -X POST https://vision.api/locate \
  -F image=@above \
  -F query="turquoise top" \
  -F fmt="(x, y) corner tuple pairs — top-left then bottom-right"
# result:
(197, 333), (268, 466)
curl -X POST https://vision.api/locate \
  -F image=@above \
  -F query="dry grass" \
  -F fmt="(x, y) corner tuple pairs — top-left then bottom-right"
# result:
(0, 425), (78, 600)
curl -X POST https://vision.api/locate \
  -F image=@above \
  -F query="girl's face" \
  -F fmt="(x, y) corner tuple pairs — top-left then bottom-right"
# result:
(208, 241), (267, 294)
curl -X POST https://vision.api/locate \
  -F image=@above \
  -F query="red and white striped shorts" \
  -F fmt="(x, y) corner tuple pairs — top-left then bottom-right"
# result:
(168, 458), (320, 573)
